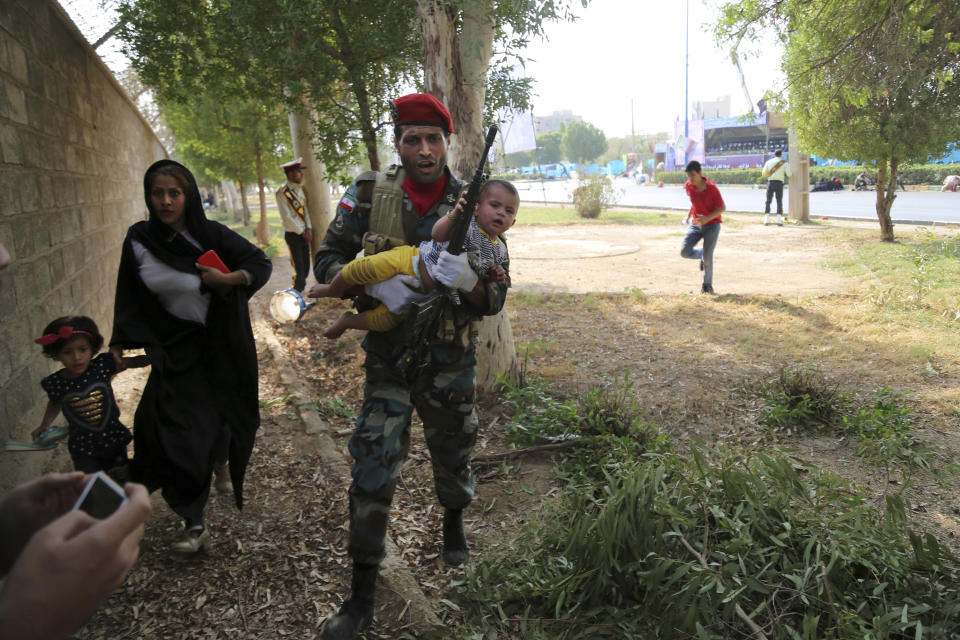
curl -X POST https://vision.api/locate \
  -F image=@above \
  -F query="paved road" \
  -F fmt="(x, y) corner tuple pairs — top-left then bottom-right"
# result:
(516, 178), (960, 224)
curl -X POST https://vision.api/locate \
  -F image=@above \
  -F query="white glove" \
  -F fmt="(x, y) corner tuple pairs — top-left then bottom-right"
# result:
(365, 274), (430, 314)
(434, 251), (479, 292)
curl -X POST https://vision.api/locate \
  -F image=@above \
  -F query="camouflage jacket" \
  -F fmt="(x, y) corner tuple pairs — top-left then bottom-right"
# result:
(314, 165), (509, 358)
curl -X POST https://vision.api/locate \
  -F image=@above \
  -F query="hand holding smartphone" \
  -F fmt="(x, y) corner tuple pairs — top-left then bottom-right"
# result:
(197, 250), (230, 274)
(72, 472), (128, 520)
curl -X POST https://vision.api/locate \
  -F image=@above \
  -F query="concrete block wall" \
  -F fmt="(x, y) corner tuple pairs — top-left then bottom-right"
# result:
(0, 0), (166, 492)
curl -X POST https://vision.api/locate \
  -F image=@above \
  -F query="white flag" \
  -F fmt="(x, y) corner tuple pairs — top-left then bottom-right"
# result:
(501, 109), (537, 154)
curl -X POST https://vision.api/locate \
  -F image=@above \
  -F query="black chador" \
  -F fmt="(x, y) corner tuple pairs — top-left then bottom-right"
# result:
(111, 160), (272, 512)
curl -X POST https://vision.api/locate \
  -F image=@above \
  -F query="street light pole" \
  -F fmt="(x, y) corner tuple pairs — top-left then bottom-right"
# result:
(684, 0), (689, 165)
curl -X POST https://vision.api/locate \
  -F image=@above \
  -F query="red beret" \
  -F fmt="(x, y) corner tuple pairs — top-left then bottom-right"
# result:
(392, 93), (454, 134)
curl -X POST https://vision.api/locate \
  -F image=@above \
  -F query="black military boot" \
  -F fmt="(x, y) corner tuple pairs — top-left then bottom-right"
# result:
(442, 508), (469, 566)
(320, 562), (378, 640)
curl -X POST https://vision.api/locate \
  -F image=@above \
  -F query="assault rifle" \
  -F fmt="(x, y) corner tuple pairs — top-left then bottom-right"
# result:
(396, 124), (499, 381)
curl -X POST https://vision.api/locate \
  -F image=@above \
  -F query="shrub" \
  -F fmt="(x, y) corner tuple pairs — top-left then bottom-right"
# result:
(759, 365), (846, 434)
(572, 175), (620, 218)
(456, 444), (960, 639)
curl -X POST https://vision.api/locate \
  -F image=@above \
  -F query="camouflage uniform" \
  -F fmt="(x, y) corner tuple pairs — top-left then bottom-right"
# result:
(314, 165), (508, 565)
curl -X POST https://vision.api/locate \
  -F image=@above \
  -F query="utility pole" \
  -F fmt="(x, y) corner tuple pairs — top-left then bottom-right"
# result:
(684, 0), (689, 164)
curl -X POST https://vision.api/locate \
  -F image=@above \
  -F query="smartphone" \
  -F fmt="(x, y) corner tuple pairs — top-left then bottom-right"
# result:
(197, 250), (230, 274)
(72, 471), (128, 519)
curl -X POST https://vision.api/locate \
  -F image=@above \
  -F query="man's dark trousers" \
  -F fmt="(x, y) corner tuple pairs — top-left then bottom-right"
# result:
(765, 180), (784, 215)
(285, 231), (311, 292)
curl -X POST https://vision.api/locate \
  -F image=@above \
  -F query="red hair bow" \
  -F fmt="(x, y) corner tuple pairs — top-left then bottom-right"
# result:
(34, 326), (92, 345)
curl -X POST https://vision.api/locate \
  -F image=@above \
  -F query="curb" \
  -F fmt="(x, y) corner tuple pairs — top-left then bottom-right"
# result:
(253, 291), (443, 636)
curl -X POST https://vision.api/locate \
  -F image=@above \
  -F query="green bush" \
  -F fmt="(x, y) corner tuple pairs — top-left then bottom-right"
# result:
(760, 365), (846, 434)
(456, 444), (960, 639)
(495, 372), (659, 451)
(572, 175), (620, 218)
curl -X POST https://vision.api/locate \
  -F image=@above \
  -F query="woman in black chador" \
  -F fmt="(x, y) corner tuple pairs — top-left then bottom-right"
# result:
(110, 160), (272, 552)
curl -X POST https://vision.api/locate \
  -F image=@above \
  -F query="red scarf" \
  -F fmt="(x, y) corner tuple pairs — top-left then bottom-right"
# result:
(401, 174), (448, 217)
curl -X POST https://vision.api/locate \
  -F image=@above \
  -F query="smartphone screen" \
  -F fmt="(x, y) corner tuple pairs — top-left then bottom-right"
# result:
(73, 471), (128, 519)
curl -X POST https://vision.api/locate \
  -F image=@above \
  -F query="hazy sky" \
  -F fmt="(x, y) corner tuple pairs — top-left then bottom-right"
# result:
(519, 0), (783, 138)
(61, 0), (782, 141)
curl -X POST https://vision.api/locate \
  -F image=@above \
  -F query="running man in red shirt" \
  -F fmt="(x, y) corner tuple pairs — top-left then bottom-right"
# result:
(681, 160), (725, 294)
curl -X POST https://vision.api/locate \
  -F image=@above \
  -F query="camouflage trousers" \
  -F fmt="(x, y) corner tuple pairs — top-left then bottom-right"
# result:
(347, 341), (479, 565)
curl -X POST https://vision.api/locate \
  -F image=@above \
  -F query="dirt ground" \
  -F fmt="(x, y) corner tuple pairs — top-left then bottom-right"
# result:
(508, 212), (861, 296)
(82, 214), (960, 638)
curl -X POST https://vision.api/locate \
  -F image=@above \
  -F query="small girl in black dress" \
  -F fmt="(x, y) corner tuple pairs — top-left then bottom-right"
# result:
(33, 316), (148, 480)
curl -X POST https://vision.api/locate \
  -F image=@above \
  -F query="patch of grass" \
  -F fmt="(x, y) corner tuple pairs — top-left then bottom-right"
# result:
(259, 395), (297, 409)
(314, 394), (355, 419)
(841, 388), (952, 486)
(757, 367), (948, 482)
(515, 205), (679, 226)
(834, 227), (960, 322)
(508, 291), (580, 309)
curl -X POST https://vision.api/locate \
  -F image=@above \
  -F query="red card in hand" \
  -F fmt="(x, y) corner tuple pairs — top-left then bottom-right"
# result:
(198, 250), (230, 274)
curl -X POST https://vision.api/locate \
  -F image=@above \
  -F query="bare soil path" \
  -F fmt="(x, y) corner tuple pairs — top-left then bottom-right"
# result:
(508, 212), (865, 296)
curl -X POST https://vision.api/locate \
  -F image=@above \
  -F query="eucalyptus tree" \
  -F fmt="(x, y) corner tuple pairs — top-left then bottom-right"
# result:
(415, 0), (588, 386)
(164, 96), (289, 241)
(416, 0), (587, 177)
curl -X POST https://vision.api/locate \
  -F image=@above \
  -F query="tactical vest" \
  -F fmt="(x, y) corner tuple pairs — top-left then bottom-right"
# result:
(355, 165), (477, 346)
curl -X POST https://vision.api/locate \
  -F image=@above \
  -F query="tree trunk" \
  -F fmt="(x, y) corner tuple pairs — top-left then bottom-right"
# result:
(222, 179), (241, 223)
(875, 158), (896, 242)
(350, 76), (381, 171)
(288, 105), (333, 255)
(239, 181), (251, 230)
(418, 0), (494, 176)
(476, 311), (518, 388)
(254, 147), (269, 245)
(417, 0), (516, 388)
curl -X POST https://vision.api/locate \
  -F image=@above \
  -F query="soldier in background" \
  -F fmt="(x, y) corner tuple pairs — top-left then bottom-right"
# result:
(313, 93), (509, 640)
(761, 149), (791, 226)
(276, 158), (313, 292)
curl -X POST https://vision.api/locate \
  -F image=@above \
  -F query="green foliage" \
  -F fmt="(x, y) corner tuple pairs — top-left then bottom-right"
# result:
(841, 389), (920, 465)
(163, 94), (289, 188)
(258, 395), (296, 409)
(456, 443), (960, 639)
(759, 366), (846, 434)
(658, 168), (764, 185)
(860, 227), (960, 319)
(572, 175), (620, 218)
(314, 395), (356, 420)
(759, 367), (945, 482)
(562, 121), (607, 164)
(117, 0), (420, 176)
(537, 130), (565, 164)
(495, 374), (579, 446)
(495, 372), (658, 449)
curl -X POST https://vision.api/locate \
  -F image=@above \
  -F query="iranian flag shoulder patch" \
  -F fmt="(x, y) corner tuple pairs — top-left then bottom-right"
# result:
(339, 193), (356, 213)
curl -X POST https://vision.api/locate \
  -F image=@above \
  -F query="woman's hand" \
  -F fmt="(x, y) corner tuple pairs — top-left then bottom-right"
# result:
(196, 263), (243, 287)
(110, 346), (125, 372)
